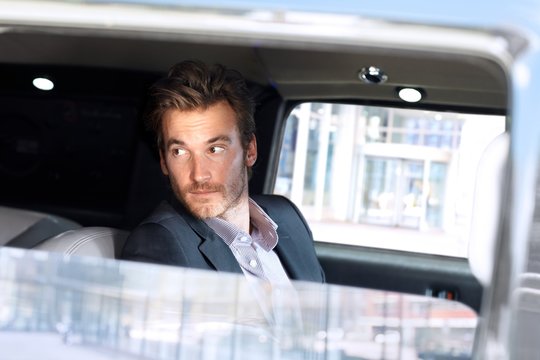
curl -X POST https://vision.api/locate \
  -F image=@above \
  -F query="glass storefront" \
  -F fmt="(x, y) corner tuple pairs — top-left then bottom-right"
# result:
(359, 158), (446, 230)
(274, 103), (505, 257)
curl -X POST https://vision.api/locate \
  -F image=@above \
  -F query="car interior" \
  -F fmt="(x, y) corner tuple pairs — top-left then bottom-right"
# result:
(0, 5), (509, 320)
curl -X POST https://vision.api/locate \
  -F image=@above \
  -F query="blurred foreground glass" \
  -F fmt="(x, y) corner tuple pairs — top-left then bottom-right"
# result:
(274, 103), (505, 258)
(0, 248), (477, 359)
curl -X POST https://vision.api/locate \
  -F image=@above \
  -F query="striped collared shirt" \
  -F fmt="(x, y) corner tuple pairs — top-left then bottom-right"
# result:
(205, 199), (302, 329)
(204, 198), (290, 286)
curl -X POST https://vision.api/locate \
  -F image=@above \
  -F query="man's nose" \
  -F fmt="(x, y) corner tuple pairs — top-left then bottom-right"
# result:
(190, 155), (211, 183)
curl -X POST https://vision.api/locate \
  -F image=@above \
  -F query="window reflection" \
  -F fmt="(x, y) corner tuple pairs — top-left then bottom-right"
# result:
(0, 248), (477, 359)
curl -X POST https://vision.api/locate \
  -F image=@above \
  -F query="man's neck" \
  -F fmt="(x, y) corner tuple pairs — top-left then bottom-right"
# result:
(217, 196), (251, 234)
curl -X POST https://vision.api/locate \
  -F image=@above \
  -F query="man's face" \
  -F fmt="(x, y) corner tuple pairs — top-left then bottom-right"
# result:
(159, 101), (257, 219)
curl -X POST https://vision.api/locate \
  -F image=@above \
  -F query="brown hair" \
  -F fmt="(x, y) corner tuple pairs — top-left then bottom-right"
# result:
(145, 60), (256, 153)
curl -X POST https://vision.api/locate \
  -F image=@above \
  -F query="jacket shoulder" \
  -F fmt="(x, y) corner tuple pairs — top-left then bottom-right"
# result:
(140, 201), (183, 225)
(251, 194), (309, 228)
(121, 201), (195, 266)
(251, 194), (295, 211)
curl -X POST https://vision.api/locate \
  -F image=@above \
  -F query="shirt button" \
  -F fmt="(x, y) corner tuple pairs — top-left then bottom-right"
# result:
(240, 236), (249, 242)
(249, 259), (258, 268)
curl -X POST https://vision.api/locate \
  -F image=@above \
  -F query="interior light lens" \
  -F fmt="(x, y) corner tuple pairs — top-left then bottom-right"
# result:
(398, 88), (422, 103)
(33, 77), (54, 91)
(358, 66), (388, 84)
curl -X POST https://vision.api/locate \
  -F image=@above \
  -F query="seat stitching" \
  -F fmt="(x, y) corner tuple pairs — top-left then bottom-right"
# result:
(65, 230), (114, 255)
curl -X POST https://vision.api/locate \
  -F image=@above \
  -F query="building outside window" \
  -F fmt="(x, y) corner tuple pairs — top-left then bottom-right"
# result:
(274, 103), (505, 257)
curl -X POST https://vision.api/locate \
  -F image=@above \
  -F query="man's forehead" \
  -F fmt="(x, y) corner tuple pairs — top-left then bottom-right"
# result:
(163, 103), (238, 125)
(165, 134), (233, 147)
(162, 121), (240, 146)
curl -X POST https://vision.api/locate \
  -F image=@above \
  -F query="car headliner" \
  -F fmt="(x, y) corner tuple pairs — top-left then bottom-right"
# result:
(0, 0), (513, 112)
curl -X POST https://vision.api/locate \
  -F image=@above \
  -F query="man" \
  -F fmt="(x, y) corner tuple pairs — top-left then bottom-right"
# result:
(121, 60), (324, 284)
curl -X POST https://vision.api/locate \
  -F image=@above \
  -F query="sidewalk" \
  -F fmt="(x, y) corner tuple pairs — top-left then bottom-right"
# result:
(310, 221), (468, 258)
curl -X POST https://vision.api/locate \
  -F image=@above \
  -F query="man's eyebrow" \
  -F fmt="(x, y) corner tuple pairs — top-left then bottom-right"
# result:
(165, 136), (232, 149)
(207, 135), (232, 144)
(166, 138), (185, 149)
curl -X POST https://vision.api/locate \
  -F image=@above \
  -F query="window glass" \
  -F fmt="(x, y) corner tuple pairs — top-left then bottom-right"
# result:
(274, 103), (505, 257)
(0, 248), (478, 359)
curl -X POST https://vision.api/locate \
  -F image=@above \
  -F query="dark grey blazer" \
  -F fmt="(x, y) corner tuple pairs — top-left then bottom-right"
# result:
(121, 194), (325, 283)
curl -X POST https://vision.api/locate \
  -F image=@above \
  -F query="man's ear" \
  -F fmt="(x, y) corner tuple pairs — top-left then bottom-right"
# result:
(159, 151), (169, 176)
(245, 135), (257, 167)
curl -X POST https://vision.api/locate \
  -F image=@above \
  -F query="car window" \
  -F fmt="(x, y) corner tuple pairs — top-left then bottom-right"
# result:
(0, 247), (478, 359)
(274, 103), (505, 258)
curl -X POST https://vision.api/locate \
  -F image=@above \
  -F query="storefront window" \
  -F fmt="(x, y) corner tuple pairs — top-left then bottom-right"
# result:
(274, 103), (505, 257)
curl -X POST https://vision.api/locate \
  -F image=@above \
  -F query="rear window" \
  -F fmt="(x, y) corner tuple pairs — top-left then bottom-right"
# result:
(273, 103), (505, 258)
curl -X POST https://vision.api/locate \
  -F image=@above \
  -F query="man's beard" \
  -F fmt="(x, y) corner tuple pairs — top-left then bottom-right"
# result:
(169, 164), (247, 220)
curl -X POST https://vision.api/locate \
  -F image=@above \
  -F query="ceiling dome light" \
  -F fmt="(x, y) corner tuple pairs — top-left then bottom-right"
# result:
(358, 66), (388, 84)
(32, 77), (54, 91)
(398, 87), (423, 103)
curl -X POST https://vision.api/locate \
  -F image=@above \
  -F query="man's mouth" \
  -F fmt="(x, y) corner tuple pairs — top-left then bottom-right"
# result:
(188, 186), (223, 196)
(190, 190), (217, 195)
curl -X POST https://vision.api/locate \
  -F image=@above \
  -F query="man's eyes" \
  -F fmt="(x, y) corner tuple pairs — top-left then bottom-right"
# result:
(171, 146), (225, 157)
(209, 146), (225, 154)
(172, 148), (187, 157)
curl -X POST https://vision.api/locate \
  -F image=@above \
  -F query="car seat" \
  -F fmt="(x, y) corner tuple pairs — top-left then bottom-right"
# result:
(33, 226), (129, 259)
(1, 205), (80, 248)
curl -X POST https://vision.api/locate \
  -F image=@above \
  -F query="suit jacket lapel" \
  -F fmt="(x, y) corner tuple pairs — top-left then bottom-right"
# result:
(256, 201), (304, 280)
(172, 200), (242, 274)
(274, 230), (303, 280)
(193, 219), (243, 274)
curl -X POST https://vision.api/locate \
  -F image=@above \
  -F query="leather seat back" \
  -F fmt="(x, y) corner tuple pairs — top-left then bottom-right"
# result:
(34, 227), (128, 259)
(1, 205), (80, 248)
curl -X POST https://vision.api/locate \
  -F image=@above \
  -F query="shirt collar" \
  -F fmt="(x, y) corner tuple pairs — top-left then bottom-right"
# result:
(204, 198), (278, 251)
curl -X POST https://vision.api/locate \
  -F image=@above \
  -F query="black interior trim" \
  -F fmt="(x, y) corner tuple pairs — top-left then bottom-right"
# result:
(315, 242), (483, 312)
